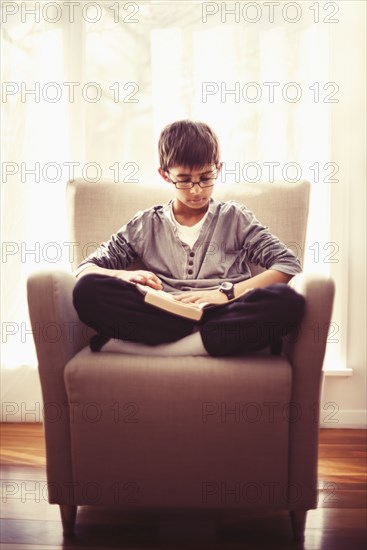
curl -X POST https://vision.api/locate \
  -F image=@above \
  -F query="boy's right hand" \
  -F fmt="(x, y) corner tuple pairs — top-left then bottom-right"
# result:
(113, 269), (164, 290)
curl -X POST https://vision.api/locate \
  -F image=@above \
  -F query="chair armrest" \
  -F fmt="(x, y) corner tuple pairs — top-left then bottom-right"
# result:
(285, 272), (335, 374)
(284, 273), (335, 508)
(27, 269), (94, 365)
(27, 270), (94, 504)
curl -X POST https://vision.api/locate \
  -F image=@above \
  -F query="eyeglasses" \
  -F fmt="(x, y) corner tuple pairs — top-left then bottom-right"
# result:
(165, 167), (219, 189)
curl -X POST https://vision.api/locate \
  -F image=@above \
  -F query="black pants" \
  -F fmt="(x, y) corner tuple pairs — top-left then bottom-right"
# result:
(73, 274), (305, 357)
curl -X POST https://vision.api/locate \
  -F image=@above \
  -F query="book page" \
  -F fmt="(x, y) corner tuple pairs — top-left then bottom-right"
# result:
(135, 283), (176, 300)
(136, 283), (207, 310)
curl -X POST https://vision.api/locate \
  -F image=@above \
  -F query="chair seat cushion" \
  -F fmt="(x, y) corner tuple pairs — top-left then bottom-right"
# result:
(64, 348), (293, 508)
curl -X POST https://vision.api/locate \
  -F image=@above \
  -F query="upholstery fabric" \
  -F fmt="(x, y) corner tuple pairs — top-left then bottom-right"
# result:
(27, 179), (335, 513)
(64, 350), (291, 508)
(67, 179), (309, 277)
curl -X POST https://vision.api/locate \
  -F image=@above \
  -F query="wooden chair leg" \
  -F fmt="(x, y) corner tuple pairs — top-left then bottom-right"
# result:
(289, 510), (307, 542)
(60, 504), (77, 537)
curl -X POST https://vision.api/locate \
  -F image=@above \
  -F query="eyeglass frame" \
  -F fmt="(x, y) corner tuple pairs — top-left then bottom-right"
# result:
(164, 165), (220, 189)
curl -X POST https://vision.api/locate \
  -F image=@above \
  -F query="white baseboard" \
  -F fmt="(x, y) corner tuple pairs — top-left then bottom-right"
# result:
(1, 366), (43, 422)
(320, 408), (367, 429)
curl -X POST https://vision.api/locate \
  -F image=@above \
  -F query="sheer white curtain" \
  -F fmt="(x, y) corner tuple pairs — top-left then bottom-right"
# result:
(2, 2), (335, 382)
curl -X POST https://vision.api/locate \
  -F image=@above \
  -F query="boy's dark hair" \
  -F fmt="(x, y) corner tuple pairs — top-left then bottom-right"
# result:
(158, 120), (221, 171)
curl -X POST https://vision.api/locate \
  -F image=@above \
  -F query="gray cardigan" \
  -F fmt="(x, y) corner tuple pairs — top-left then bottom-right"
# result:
(74, 197), (302, 293)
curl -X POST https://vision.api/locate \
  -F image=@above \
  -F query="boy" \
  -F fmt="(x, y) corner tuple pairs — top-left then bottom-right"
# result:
(73, 120), (305, 357)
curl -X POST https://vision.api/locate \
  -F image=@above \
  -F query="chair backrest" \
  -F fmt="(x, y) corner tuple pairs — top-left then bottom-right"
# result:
(67, 179), (310, 276)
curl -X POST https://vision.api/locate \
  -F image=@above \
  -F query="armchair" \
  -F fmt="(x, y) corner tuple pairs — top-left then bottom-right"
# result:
(27, 179), (334, 542)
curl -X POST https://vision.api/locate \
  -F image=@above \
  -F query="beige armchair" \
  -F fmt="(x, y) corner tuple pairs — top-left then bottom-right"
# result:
(27, 179), (334, 542)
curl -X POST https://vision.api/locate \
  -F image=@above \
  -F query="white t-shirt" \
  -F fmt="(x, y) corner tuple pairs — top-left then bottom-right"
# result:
(165, 202), (209, 249)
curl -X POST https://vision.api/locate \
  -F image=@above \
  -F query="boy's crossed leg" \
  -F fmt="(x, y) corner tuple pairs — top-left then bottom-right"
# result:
(72, 273), (196, 351)
(73, 274), (305, 357)
(199, 284), (305, 357)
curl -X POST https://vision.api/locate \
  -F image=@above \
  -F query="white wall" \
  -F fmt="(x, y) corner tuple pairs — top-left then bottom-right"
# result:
(321, 3), (366, 428)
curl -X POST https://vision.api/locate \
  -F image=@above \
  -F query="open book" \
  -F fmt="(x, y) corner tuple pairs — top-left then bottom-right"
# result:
(134, 283), (244, 321)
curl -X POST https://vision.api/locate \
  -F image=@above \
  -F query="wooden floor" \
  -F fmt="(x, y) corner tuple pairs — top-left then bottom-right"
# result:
(0, 424), (366, 550)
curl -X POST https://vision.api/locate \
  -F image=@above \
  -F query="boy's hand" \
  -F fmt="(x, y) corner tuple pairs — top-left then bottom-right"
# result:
(173, 287), (255, 304)
(114, 269), (163, 290)
(173, 289), (228, 305)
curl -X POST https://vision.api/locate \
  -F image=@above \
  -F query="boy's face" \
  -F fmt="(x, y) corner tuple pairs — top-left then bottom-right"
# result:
(158, 163), (222, 213)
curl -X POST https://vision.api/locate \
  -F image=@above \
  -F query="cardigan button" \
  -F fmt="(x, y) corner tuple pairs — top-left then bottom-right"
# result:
(188, 269), (193, 275)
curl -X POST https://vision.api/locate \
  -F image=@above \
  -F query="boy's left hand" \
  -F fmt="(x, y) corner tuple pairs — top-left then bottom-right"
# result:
(173, 289), (228, 305)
